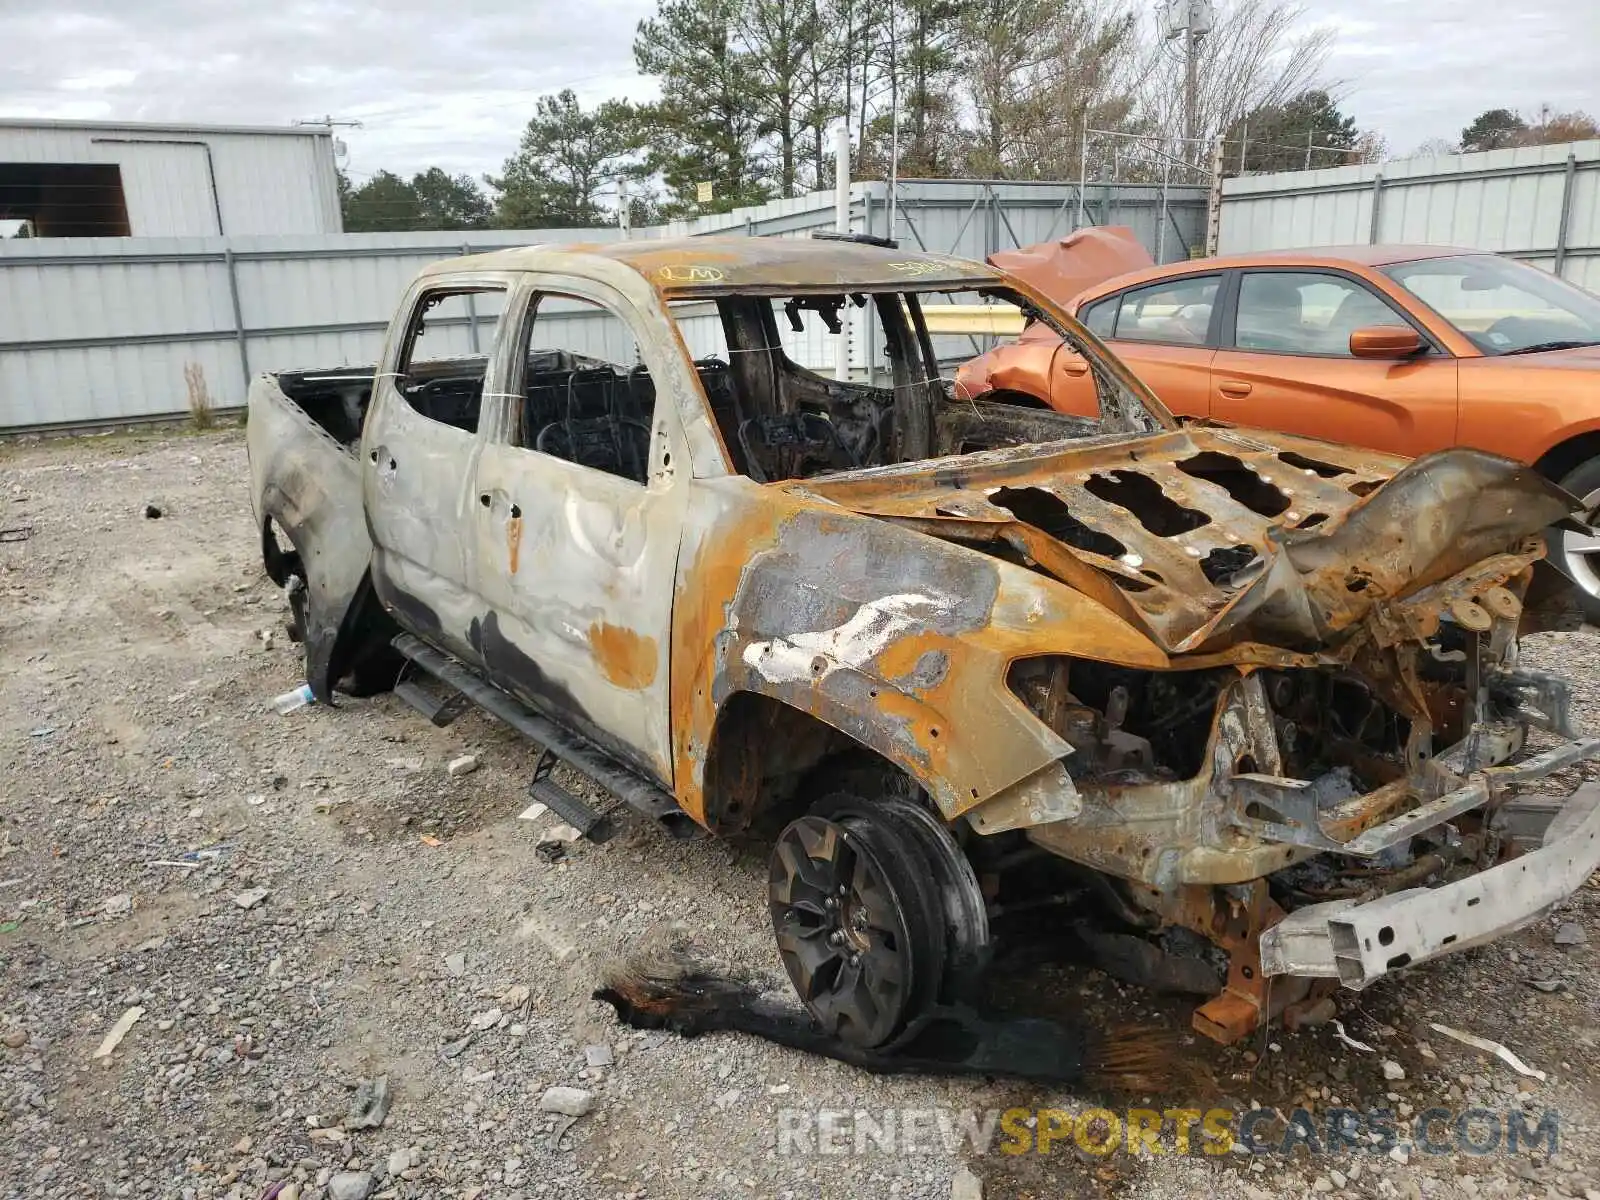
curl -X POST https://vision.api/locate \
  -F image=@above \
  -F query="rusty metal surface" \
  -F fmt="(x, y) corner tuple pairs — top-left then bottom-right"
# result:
(440, 236), (1002, 298)
(248, 234), (1600, 1049)
(245, 376), (373, 702)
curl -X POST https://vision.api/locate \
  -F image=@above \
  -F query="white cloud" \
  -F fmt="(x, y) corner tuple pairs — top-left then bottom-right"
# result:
(0, 0), (1593, 181)
(0, 0), (657, 180)
(1316, 1), (1599, 152)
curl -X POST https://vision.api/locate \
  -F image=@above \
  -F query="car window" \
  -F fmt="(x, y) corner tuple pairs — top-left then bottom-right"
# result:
(514, 293), (652, 484)
(1112, 276), (1218, 346)
(393, 287), (508, 432)
(1382, 253), (1600, 354)
(1081, 296), (1117, 338)
(1235, 272), (1399, 356)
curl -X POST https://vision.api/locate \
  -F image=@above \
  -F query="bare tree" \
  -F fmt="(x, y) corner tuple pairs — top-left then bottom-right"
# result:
(957, 0), (1146, 179)
(1350, 129), (1388, 165)
(1410, 136), (1461, 159)
(1134, 0), (1335, 176)
(1517, 104), (1600, 146)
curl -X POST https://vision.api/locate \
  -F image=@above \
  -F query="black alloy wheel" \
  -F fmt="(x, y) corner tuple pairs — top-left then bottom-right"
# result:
(769, 812), (937, 1048)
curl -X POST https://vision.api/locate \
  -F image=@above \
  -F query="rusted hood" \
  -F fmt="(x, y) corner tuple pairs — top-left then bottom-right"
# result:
(796, 426), (1587, 656)
(986, 227), (1154, 306)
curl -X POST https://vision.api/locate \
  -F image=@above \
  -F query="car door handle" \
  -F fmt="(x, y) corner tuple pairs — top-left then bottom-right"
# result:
(1060, 358), (1089, 378)
(1218, 380), (1253, 398)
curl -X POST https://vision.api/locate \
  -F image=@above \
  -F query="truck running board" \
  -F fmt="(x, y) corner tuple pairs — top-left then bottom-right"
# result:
(390, 633), (696, 838)
(393, 676), (471, 727)
(530, 749), (610, 843)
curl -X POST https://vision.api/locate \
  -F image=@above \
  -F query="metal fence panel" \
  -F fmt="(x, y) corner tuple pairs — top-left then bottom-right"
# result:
(1218, 140), (1600, 286)
(0, 180), (1206, 432)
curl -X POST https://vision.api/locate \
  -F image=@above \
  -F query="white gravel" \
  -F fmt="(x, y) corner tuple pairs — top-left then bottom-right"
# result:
(1, 427), (1596, 1200)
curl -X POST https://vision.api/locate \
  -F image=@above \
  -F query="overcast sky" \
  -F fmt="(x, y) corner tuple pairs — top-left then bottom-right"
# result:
(0, 0), (1594, 183)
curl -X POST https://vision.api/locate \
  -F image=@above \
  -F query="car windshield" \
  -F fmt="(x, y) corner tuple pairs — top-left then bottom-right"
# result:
(663, 283), (1174, 482)
(1381, 254), (1600, 355)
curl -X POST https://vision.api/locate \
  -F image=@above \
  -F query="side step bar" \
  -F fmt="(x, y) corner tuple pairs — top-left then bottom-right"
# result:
(391, 633), (694, 837)
(394, 676), (471, 727)
(530, 749), (610, 843)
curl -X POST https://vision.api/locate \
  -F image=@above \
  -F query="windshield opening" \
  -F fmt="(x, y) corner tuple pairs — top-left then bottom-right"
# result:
(1381, 254), (1600, 355)
(666, 285), (1171, 483)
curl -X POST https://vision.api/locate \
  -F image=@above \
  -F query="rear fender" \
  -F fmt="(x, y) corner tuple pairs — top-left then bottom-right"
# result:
(247, 376), (374, 701)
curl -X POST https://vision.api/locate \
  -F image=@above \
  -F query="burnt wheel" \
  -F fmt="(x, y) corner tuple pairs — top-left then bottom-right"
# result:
(813, 793), (990, 1002)
(769, 813), (938, 1048)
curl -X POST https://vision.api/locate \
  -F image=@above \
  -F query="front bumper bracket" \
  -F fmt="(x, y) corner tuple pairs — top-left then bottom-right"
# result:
(1261, 782), (1600, 988)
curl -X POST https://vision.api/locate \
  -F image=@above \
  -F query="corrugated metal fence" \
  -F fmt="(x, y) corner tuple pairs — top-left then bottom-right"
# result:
(0, 228), (618, 433)
(0, 178), (1206, 433)
(1219, 140), (1600, 291)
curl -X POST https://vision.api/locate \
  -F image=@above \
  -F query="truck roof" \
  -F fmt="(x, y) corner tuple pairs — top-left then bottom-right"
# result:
(428, 235), (1004, 297)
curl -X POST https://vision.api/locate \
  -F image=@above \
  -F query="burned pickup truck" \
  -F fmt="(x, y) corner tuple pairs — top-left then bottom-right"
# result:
(248, 234), (1600, 1047)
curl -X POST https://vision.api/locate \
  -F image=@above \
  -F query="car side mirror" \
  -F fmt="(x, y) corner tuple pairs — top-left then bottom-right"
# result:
(1349, 325), (1423, 359)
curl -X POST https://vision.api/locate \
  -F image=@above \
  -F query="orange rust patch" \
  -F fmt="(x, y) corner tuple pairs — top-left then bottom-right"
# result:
(670, 501), (791, 821)
(507, 514), (523, 575)
(873, 631), (951, 688)
(589, 621), (659, 690)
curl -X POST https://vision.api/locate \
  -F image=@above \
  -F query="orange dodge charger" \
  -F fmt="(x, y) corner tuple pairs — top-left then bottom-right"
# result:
(956, 235), (1600, 619)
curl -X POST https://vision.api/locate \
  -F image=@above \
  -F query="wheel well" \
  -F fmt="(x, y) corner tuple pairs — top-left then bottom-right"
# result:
(260, 516), (303, 587)
(701, 693), (911, 835)
(1532, 431), (1600, 485)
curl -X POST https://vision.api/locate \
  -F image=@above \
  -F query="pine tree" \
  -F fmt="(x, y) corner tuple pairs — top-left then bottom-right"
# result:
(488, 90), (641, 228)
(635, 0), (773, 213)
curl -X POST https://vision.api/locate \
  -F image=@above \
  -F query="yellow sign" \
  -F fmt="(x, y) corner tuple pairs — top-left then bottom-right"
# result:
(696, 181), (714, 204)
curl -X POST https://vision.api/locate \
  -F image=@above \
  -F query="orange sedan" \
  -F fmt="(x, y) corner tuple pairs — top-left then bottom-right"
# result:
(956, 240), (1600, 618)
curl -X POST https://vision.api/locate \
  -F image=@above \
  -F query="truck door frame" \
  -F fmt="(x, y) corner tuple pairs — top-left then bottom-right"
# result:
(361, 270), (518, 669)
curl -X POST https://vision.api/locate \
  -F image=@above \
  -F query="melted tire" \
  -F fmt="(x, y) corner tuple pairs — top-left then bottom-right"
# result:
(872, 796), (992, 1001)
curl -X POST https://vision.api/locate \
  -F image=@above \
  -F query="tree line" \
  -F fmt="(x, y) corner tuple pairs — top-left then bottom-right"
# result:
(339, 0), (1599, 233)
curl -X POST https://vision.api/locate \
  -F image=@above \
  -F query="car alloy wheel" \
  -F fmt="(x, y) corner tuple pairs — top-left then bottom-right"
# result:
(1559, 481), (1600, 617)
(768, 813), (933, 1048)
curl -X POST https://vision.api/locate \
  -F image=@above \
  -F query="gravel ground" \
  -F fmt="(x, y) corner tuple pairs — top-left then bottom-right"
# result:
(1, 427), (1597, 1200)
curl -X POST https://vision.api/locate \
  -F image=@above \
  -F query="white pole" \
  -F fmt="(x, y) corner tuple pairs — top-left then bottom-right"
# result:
(887, 0), (900, 243)
(1077, 112), (1088, 228)
(834, 125), (852, 382)
(834, 125), (851, 233)
(1157, 159), (1170, 262)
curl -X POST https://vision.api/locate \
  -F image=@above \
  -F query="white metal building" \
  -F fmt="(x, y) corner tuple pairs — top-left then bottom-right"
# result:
(0, 119), (343, 238)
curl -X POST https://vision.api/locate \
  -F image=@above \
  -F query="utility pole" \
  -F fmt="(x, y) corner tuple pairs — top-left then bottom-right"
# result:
(1184, 13), (1199, 178)
(1076, 111), (1088, 229)
(1171, 1), (1211, 181)
(1305, 126), (1315, 170)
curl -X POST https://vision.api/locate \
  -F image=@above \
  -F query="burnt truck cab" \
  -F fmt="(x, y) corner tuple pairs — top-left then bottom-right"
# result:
(248, 235), (1600, 1047)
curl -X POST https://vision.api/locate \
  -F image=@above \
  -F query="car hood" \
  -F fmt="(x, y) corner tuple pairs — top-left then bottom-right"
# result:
(795, 425), (1586, 656)
(1483, 342), (1600, 370)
